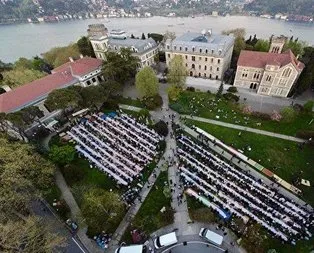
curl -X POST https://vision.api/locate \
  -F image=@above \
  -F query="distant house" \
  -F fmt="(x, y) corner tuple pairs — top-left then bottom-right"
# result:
(233, 37), (304, 97)
(0, 56), (103, 115)
(90, 28), (159, 68)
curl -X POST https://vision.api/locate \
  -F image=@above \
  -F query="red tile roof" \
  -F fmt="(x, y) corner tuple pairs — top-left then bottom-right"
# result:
(0, 57), (103, 113)
(0, 72), (77, 113)
(52, 57), (103, 76)
(237, 50), (304, 71)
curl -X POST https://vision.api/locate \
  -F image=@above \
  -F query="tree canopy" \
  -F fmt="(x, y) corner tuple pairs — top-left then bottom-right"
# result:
(43, 43), (81, 67)
(135, 66), (159, 98)
(44, 87), (82, 112)
(49, 145), (76, 166)
(77, 36), (96, 58)
(102, 48), (139, 85)
(80, 85), (109, 110)
(167, 55), (186, 87)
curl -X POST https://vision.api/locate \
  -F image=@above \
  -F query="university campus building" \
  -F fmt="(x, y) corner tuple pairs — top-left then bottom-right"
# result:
(89, 28), (159, 68)
(233, 37), (304, 97)
(0, 56), (103, 116)
(164, 30), (235, 80)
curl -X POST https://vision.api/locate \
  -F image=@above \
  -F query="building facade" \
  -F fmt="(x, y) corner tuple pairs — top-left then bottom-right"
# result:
(233, 38), (304, 97)
(90, 29), (159, 68)
(164, 30), (234, 80)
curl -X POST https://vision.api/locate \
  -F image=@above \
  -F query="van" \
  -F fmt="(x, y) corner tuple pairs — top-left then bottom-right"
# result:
(199, 228), (223, 246)
(154, 231), (178, 249)
(115, 244), (146, 253)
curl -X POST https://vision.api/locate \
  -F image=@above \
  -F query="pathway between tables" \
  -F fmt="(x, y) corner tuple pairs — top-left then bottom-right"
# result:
(183, 115), (305, 143)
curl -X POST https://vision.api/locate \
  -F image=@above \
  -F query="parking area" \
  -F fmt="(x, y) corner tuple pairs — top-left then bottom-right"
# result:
(161, 241), (225, 253)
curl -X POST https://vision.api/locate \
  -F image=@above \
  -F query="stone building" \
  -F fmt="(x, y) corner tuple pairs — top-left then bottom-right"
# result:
(90, 29), (159, 68)
(87, 24), (108, 37)
(233, 37), (304, 97)
(164, 30), (234, 80)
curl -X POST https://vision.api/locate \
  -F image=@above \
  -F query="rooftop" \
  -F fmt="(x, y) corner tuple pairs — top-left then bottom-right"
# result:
(237, 50), (304, 70)
(167, 31), (234, 57)
(0, 57), (103, 113)
(108, 37), (157, 54)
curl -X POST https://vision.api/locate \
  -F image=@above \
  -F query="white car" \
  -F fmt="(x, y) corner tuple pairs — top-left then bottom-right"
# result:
(115, 244), (145, 253)
(199, 228), (223, 246)
(154, 232), (178, 249)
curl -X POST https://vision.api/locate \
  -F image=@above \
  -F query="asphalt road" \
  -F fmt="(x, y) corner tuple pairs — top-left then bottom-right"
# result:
(161, 241), (225, 253)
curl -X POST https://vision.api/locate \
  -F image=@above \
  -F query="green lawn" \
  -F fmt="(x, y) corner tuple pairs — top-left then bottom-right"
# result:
(187, 119), (314, 206)
(170, 91), (314, 136)
(117, 96), (144, 108)
(186, 195), (216, 223)
(121, 170), (174, 244)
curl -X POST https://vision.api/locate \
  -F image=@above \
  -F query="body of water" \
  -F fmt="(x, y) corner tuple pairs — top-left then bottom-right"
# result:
(1, 15), (314, 63)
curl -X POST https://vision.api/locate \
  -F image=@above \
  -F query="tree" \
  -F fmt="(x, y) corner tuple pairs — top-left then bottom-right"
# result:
(303, 100), (314, 113)
(135, 66), (159, 98)
(167, 85), (182, 101)
(81, 188), (125, 235)
(280, 107), (296, 122)
(102, 48), (139, 85)
(49, 145), (76, 166)
(254, 40), (270, 52)
(167, 55), (186, 87)
(80, 85), (108, 110)
(153, 121), (168, 137)
(216, 82), (224, 98)
(14, 57), (33, 69)
(45, 87), (82, 112)
(141, 33), (146, 40)
(148, 33), (164, 43)
(130, 34), (135, 39)
(283, 40), (307, 56)
(5, 111), (28, 141)
(43, 43), (81, 67)
(77, 36), (96, 57)
(0, 216), (66, 253)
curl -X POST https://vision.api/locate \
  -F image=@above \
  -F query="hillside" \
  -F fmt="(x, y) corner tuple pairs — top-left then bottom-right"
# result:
(244, 0), (314, 16)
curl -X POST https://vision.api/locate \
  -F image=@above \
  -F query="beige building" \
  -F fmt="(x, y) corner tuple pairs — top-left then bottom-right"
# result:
(165, 30), (234, 80)
(233, 39), (304, 97)
(90, 29), (159, 68)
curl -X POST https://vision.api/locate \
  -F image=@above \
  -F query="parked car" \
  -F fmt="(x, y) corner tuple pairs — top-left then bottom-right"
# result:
(154, 232), (178, 249)
(199, 228), (223, 246)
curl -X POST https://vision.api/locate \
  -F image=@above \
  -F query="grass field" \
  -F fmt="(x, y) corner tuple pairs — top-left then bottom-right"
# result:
(187, 120), (314, 206)
(170, 91), (314, 136)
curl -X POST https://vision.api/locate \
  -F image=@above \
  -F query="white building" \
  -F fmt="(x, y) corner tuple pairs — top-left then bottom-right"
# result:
(90, 29), (159, 68)
(165, 30), (234, 80)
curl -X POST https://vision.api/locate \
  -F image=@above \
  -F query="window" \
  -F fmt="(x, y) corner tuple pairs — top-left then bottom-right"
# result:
(210, 66), (213, 71)
(204, 66), (207, 70)
(192, 64), (195, 69)
(92, 78), (96, 83)
(186, 63), (188, 67)
(266, 75), (272, 82)
(205, 49), (208, 54)
(212, 50), (214, 54)
(192, 56), (195, 61)
(282, 68), (292, 77)
(205, 57), (208, 62)
(204, 73), (206, 77)
(200, 49), (202, 53)
(217, 67), (220, 72)
(167, 45), (170, 50)
(192, 47), (195, 52)
(218, 59), (221, 64)
(185, 55), (188, 60)
(199, 57), (202, 61)
(211, 58), (214, 63)
(174, 46), (177, 50)
(185, 47), (188, 51)
(86, 80), (91, 86)
(180, 47), (182, 51)
(199, 65), (201, 70)
(242, 72), (248, 78)
(168, 53), (170, 58)
(199, 73), (201, 77)
(97, 76), (102, 82)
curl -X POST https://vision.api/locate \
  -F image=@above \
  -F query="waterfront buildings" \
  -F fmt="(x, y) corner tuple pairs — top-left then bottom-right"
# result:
(233, 37), (304, 97)
(0, 56), (103, 114)
(164, 30), (234, 80)
(90, 29), (159, 68)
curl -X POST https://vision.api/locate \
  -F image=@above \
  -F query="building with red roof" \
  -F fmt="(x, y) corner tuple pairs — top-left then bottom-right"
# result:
(233, 37), (304, 97)
(0, 56), (103, 114)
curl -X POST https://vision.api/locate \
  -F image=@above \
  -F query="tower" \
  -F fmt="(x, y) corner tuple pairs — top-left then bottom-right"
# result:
(269, 36), (287, 54)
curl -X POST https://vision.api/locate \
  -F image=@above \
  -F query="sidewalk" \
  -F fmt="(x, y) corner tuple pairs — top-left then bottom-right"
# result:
(183, 115), (305, 143)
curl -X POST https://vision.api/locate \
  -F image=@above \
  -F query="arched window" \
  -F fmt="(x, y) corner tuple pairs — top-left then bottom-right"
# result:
(282, 68), (292, 77)
(200, 49), (202, 53)
(198, 73), (201, 77)
(192, 64), (195, 69)
(192, 47), (195, 52)
(204, 66), (207, 70)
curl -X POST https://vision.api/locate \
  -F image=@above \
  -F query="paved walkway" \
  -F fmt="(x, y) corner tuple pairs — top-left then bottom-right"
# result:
(184, 115), (305, 143)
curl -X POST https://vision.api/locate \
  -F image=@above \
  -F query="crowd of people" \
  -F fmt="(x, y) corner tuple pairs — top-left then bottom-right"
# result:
(177, 134), (313, 244)
(67, 112), (162, 186)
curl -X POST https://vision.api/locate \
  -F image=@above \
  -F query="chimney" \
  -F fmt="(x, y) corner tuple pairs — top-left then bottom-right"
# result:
(80, 54), (84, 59)
(69, 57), (74, 62)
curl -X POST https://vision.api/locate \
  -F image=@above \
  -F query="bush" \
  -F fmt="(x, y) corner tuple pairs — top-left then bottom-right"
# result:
(252, 111), (271, 120)
(142, 95), (163, 110)
(227, 86), (238, 93)
(167, 85), (182, 102)
(138, 108), (150, 118)
(102, 98), (119, 110)
(61, 164), (87, 185)
(303, 100), (314, 113)
(270, 110), (282, 122)
(293, 103), (304, 113)
(154, 120), (168, 137)
(157, 139), (166, 152)
(223, 92), (240, 102)
(186, 87), (195, 92)
(281, 107), (297, 123)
